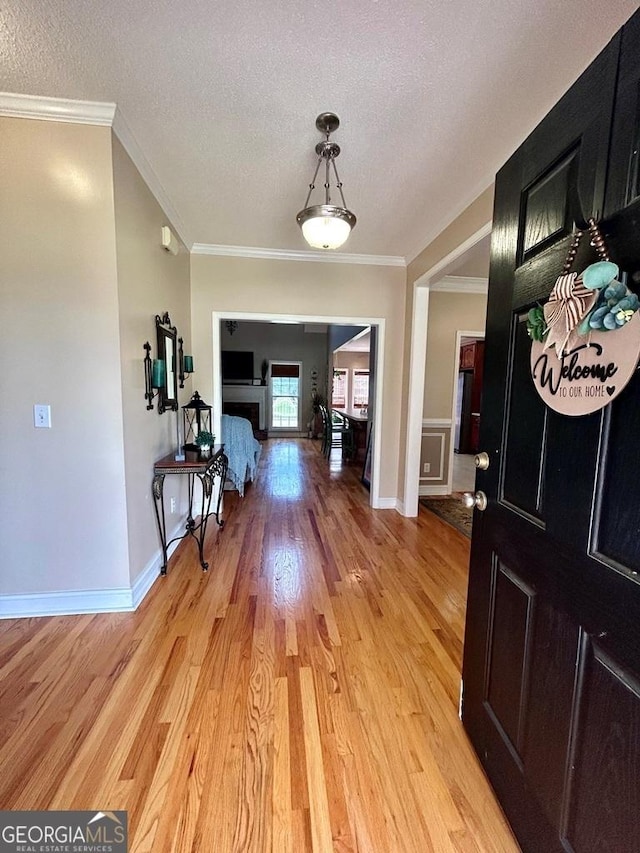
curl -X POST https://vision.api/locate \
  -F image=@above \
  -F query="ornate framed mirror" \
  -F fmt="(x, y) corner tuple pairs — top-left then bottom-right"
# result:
(155, 312), (178, 413)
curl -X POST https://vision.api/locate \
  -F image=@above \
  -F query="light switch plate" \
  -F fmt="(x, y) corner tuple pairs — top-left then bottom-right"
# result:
(34, 404), (51, 429)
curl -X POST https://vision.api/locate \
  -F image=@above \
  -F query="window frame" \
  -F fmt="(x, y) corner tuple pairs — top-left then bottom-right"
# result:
(269, 360), (303, 430)
(332, 367), (349, 409)
(351, 368), (370, 409)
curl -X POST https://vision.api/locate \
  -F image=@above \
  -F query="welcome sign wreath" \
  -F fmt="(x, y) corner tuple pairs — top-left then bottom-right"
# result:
(528, 219), (640, 416)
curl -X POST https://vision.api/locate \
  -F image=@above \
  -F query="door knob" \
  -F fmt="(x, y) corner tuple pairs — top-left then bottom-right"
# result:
(475, 452), (490, 470)
(462, 491), (488, 511)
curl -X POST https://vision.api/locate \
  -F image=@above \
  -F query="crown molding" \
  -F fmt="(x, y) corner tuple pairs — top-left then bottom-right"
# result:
(112, 107), (191, 248)
(191, 243), (406, 266)
(430, 275), (488, 294)
(0, 91), (116, 125)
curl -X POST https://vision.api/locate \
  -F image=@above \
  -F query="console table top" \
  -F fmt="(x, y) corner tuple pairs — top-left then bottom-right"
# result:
(154, 445), (225, 474)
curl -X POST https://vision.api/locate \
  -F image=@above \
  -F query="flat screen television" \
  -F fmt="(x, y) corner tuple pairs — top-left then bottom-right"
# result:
(221, 350), (254, 383)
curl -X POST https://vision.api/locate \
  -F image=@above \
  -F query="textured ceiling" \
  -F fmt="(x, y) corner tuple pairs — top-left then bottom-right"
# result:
(2, 0), (637, 259)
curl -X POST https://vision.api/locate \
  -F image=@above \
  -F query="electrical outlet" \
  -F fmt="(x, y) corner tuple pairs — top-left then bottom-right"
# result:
(423, 462), (431, 474)
(170, 497), (177, 514)
(34, 404), (51, 429)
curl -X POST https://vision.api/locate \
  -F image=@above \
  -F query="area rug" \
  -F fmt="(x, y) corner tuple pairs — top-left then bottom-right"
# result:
(420, 495), (473, 538)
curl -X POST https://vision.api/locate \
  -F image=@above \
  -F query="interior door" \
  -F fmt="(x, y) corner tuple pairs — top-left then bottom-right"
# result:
(462, 14), (640, 853)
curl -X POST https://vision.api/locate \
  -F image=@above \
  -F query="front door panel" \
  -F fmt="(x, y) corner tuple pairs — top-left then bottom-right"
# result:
(462, 14), (640, 852)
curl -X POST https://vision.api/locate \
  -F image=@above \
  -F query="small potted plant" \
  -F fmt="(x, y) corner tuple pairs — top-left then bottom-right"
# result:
(195, 430), (215, 458)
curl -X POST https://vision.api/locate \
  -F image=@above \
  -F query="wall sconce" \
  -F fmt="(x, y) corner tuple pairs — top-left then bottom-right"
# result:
(178, 337), (194, 389)
(143, 341), (165, 410)
(225, 320), (238, 335)
(143, 312), (179, 413)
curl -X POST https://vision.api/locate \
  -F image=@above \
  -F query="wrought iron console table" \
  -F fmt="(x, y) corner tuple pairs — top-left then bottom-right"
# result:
(152, 446), (228, 574)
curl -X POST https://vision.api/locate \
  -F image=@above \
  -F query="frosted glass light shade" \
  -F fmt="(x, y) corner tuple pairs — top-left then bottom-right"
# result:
(297, 204), (356, 250)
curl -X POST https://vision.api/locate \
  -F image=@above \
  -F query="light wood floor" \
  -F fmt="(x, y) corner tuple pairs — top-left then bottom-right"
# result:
(0, 439), (518, 852)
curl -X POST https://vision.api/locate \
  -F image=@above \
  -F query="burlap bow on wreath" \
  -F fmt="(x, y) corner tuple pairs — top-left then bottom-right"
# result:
(543, 272), (597, 358)
(528, 219), (639, 357)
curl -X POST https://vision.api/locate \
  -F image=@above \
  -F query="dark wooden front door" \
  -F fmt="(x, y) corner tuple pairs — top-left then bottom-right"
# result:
(462, 12), (640, 853)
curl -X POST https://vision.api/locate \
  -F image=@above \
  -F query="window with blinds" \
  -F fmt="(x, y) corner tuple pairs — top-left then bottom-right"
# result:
(351, 369), (370, 408)
(270, 362), (302, 429)
(332, 368), (348, 408)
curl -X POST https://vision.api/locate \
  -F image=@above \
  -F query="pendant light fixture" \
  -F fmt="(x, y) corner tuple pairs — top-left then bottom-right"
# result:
(296, 112), (356, 250)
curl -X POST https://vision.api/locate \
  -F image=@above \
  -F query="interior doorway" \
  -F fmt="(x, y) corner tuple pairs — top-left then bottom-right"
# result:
(404, 224), (492, 516)
(450, 331), (485, 494)
(212, 311), (386, 508)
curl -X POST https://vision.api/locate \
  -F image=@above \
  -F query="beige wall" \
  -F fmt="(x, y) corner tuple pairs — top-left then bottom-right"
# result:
(424, 292), (487, 419)
(333, 351), (371, 410)
(1, 118), (192, 601)
(407, 186), (495, 284)
(191, 256), (406, 499)
(398, 186), (494, 503)
(333, 351), (369, 370)
(112, 135), (191, 586)
(418, 292), (486, 491)
(0, 117), (130, 594)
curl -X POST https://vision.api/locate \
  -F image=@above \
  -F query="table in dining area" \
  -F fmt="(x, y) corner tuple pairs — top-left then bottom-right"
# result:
(152, 445), (228, 575)
(331, 407), (370, 462)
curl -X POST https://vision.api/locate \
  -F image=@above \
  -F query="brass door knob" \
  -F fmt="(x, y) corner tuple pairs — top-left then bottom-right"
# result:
(475, 452), (490, 470)
(462, 491), (488, 511)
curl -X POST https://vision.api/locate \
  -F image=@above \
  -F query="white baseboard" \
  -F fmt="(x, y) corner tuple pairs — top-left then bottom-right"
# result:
(371, 496), (398, 510)
(419, 484), (450, 496)
(0, 586), (135, 619)
(0, 519), (185, 619)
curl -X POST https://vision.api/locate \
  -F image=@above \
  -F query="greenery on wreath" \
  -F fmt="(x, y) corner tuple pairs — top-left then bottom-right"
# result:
(584, 281), (640, 332)
(527, 260), (640, 344)
(526, 305), (547, 342)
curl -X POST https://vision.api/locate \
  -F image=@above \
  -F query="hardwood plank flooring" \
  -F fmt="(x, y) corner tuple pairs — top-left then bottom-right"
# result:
(0, 439), (518, 852)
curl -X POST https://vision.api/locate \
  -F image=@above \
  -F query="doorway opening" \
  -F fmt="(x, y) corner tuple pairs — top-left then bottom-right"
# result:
(451, 332), (485, 494)
(213, 311), (386, 507)
(404, 223), (492, 515)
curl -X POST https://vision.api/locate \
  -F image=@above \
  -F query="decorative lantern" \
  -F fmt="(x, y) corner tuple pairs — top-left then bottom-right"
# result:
(182, 391), (212, 448)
